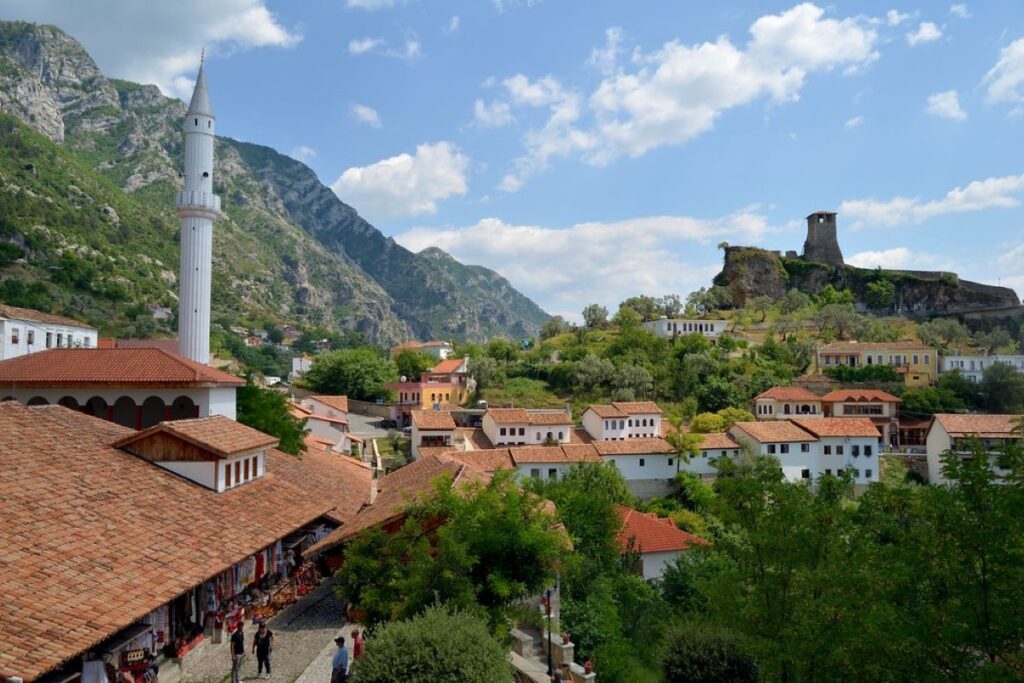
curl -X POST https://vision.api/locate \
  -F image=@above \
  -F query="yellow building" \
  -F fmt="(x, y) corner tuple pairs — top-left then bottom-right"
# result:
(816, 341), (938, 387)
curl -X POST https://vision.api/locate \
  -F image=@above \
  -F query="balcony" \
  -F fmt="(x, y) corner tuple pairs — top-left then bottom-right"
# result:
(174, 190), (221, 216)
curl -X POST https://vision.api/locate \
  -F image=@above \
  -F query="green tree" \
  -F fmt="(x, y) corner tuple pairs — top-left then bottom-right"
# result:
(899, 386), (965, 419)
(350, 604), (512, 683)
(716, 406), (755, 428)
(612, 306), (642, 330)
(236, 379), (307, 455)
(865, 277), (896, 311)
(582, 303), (609, 329)
(394, 349), (434, 380)
(980, 362), (1024, 412)
(746, 295), (773, 322)
(815, 284), (854, 306)
(814, 303), (857, 339)
(976, 327), (1017, 354)
(779, 288), (812, 314)
(917, 318), (969, 350)
(540, 315), (571, 340)
(486, 337), (519, 364)
(610, 363), (653, 401)
(305, 347), (397, 401)
(690, 412), (726, 433)
(659, 622), (758, 683)
(618, 295), (660, 321)
(470, 356), (499, 393)
(573, 354), (614, 392)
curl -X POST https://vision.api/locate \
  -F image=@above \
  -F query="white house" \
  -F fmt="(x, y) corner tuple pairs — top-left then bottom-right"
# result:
(753, 387), (822, 419)
(0, 304), (97, 360)
(481, 407), (573, 446)
(290, 353), (314, 380)
(582, 401), (663, 440)
(391, 340), (454, 360)
(0, 347), (241, 427)
(643, 317), (730, 340)
(299, 395), (355, 454)
(941, 354), (1024, 383)
(690, 432), (743, 478)
(593, 437), (680, 498)
(728, 418), (881, 485)
(820, 389), (901, 447)
(615, 504), (707, 581)
(411, 409), (457, 459)
(925, 413), (1020, 485)
(440, 444), (603, 482)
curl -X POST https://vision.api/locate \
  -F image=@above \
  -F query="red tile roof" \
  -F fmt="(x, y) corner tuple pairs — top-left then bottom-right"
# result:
(487, 408), (531, 424)
(585, 404), (628, 418)
(109, 338), (180, 354)
(591, 437), (675, 455)
(790, 418), (881, 438)
(615, 505), (707, 554)
(0, 304), (94, 328)
(282, 439), (373, 525)
(508, 444), (602, 464)
(932, 413), (1022, 438)
(730, 421), (816, 443)
(528, 411), (573, 425)
(307, 413), (349, 426)
(612, 401), (663, 415)
(412, 409), (457, 430)
(818, 341), (934, 353)
(755, 386), (821, 401)
(697, 433), (741, 450)
(0, 348), (243, 387)
(114, 415), (279, 458)
(307, 395), (349, 413)
(820, 389), (901, 403)
(427, 358), (465, 375)
(0, 404), (335, 682)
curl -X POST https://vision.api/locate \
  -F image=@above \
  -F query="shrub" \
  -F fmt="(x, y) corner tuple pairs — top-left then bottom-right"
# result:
(659, 621), (758, 683)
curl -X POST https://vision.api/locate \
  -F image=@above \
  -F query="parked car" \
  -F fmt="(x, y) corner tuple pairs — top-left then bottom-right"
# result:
(401, 426), (412, 435)
(379, 419), (397, 429)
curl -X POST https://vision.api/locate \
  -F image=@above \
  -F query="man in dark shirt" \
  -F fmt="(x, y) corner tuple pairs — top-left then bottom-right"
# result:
(252, 621), (275, 679)
(230, 623), (245, 683)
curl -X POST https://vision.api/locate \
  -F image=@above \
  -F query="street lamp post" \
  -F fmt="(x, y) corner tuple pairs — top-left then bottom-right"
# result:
(546, 587), (553, 677)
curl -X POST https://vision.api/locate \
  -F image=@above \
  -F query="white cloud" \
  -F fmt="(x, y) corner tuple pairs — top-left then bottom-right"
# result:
(949, 4), (970, 19)
(348, 37), (384, 55)
(346, 0), (399, 8)
(906, 22), (943, 46)
(331, 142), (470, 222)
(290, 145), (316, 163)
(886, 10), (911, 26)
(840, 173), (1024, 227)
(926, 90), (967, 120)
(588, 27), (624, 76)
(983, 38), (1024, 106)
(0, 0), (300, 98)
(445, 16), (461, 34)
(394, 210), (770, 318)
(847, 247), (912, 269)
(349, 103), (382, 128)
(473, 100), (514, 127)
(844, 115), (864, 128)
(496, 4), (879, 190)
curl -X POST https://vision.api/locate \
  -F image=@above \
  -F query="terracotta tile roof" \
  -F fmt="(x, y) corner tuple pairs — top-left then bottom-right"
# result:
(591, 437), (675, 455)
(289, 403), (312, 420)
(306, 454), (489, 553)
(110, 338), (180, 354)
(730, 421), (816, 443)
(508, 444), (602, 464)
(417, 446), (456, 460)
(0, 304), (94, 329)
(790, 418), (881, 438)
(818, 341), (934, 353)
(820, 389), (901, 403)
(586, 404), (628, 419)
(487, 408), (531, 424)
(308, 395), (349, 413)
(441, 449), (516, 472)
(932, 413), (1022, 438)
(114, 415), (279, 458)
(612, 401), (663, 415)
(570, 427), (594, 444)
(755, 386), (821, 401)
(412, 409), (457, 430)
(457, 427), (494, 450)
(0, 404), (332, 682)
(279, 440), (372, 525)
(0, 348), (243, 387)
(427, 358), (465, 375)
(698, 433), (741, 450)
(307, 413), (349, 426)
(615, 504), (708, 554)
(528, 411), (573, 425)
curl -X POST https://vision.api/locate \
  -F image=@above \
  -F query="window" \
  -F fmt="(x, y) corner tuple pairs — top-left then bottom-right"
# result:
(10, 327), (18, 344)
(824, 445), (832, 455)
(548, 468), (558, 480)
(530, 468), (540, 479)
(26, 330), (33, 345)
(800, 443), (810, 453)
(639, 458), (645, 467)
(780, 444), (790, 454)
(244, 458), (250, 480)
(825, 468), (832, 475)
(225, 463), (232, 487)
(619, 420), (625, 429)
(852, 445), (860, 457)
(519, 427), (525, 436)
(720, 450), (727, 458)
(234, 461), (241, 484)
(558, 431), (564, 440)
(57, 333), (63, 347)
(767, 444), (776, 454)
(500, 427), (507, 436)
(924, 354), (930, 364)
(913, 354), (919, 364)
(801, 469), (810, 479)
(628, 419), (633, 427)
(67, 335), (74, 347)
(46, 332), (52, 348)
(852, 469), (860, 478)
(536, 432), (541, 440)
(865, 445), (872, 456)
(836, 446), (844, 455)
(668, 458), (674, 466)
(865, 468), (873, 479)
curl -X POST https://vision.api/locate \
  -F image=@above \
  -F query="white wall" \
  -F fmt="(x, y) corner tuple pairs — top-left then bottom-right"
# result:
(0, 318), (98, 360)
(641, 550), (681, 581)
(0, 386), (234, 421)
(157, 460), (216, 489)
(516, 462), (574, 481)
(642, 319), (728, 339)
(208, 387), (237, 420)
(218, 451), (264, 492)
(411, 427), (454, 459)
(926, 423), (952, 484)
(483, 413), (570, 446)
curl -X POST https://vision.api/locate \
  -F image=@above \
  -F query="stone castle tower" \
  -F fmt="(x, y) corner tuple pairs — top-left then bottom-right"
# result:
(802, 211), (844, 265)
(175, 58), (221, 364)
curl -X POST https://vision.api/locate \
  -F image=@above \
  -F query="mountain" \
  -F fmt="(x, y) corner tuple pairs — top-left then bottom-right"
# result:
(0, 20), (549, 344)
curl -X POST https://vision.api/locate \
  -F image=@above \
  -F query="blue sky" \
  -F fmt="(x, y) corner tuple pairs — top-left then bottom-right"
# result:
(2, 0), (1024, 320)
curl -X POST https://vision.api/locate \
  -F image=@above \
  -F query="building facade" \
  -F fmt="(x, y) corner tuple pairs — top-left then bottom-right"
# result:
(481, 407), (573, 446)
(581, 401), (663, 440)
(820, 389), (901, 447)
(941, 354), (1024, 383)
(643, 317), (730, 340)
(0, 304), (98, 360)
(817, 341), (938, 387)
(925, 413), (1020, 485)
(753, 387), (823, 419)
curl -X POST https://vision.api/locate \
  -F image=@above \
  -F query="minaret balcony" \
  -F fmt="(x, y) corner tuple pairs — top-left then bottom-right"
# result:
(174, 190), (222, 217)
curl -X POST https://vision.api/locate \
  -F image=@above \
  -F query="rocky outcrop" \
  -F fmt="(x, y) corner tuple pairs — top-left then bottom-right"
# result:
(714, 246), (1022, 316)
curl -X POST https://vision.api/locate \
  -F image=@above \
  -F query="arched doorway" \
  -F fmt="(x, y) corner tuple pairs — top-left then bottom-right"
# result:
(58, 396), (80, 410)
(140, 396), (167, 429)
(83, 396), (108, 418)
(112, 396), (137, 429)
(27, 396), (49, 406)
(171, 396), (197, 420)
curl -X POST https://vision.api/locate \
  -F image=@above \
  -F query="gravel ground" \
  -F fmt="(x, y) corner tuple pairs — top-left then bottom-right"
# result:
(180, 582), (353, 683)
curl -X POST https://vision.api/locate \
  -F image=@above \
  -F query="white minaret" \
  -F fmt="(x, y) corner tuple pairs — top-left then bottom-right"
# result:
(175, 57), (220, 364)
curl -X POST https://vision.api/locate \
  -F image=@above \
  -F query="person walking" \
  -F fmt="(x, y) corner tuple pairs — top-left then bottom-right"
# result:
(252, 620), (275, 679)
(350, 629), (364, 660)
(330, 636), (348, 683)
(230, 623), (245, 683)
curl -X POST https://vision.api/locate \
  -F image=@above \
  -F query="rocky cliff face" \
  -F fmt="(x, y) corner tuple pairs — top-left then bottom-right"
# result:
(715, 246), (1022, 315)
(0, 20), (548, 343)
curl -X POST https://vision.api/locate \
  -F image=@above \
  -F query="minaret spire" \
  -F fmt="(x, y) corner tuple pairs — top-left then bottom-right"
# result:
(175, 59), (220, 364)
